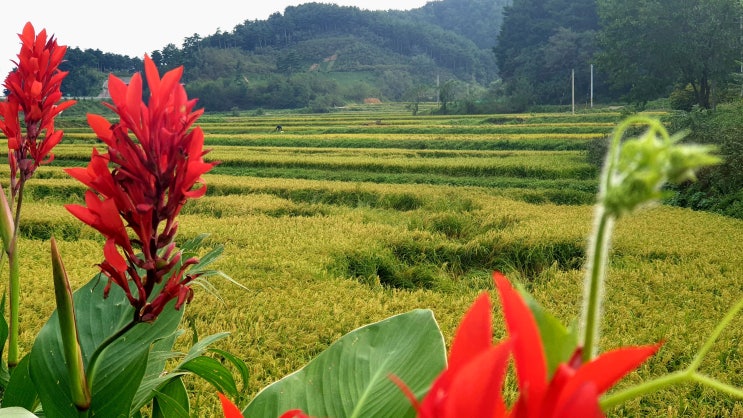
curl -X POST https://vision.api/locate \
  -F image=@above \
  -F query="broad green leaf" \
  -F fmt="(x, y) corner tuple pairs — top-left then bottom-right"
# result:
(29, 274), (184, 417)
(0, 295), (9, 388)
(179, 234), (224, 274)
(189, 245), (223, 272)
(210, 348), (250, 393)
(130, 330), (184, 412)
(0, 407), (37, 417)
(180, 332), (230, 365)
(135, 332), (240, 411)
(2, 355), (37, 410)
(131, 371), (188, 412)
(179, 356), (238, 398)
(180, 233), (209, 254)
(152, 377), (190, 418)
(243, 309), (446, 418)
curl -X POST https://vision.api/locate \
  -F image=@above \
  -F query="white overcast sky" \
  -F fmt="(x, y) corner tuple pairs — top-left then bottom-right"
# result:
(3, 0), (432, 82)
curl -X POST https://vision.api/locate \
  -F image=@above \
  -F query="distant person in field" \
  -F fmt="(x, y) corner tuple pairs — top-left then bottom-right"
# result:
(275, 125), (283, 133)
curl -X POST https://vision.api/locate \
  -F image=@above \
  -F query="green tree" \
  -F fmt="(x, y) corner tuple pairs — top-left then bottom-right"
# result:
(277, 50), (302, 75)
(181, 33), (204, 80)
(159, 43), (184, 72)
(61, 66), (104, 97)
(596, 0), (742, 108)
(412, 0), (511, 49)
(380, 70), (413, 101)
(438, 79), (458, 113)
(494, 0), (600, 104)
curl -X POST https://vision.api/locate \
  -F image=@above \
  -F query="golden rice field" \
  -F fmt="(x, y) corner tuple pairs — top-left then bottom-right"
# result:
(4, 106), (743, 416)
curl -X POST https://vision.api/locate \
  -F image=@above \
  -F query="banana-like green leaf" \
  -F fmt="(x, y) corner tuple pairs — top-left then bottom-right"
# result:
(180, 332), (230, 365)
(2, 355), (36, 410)
(0, 407), (37, 417)
(243, 309), (446, 418)
(130, 330), (184, 412)
(29, 274), (184, 417)
(0, 295), (10, 388)
(210, 348), (250, 393)
(152, 377), (190, 418)
(179, 356), (238, 398)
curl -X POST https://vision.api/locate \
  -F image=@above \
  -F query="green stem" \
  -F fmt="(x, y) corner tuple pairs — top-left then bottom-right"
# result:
(8, 180), (25, 369)
(6, 235), (19, 369)
(688, 296), (743, 371)
(600, 370), (689, 410)
(691, 373), (743, 399)
(601, 294), (743, 410)
(85, 319), (138, 384)
(601, 371), (743, 411)
(580, 207), (614, 362)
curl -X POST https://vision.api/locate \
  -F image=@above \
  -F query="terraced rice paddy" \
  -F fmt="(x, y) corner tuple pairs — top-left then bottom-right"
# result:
(6, 106), (743, 416)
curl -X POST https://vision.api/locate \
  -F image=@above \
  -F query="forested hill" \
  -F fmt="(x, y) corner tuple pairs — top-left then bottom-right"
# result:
(408, 0), (511, 50)
(60, 0), (509, 111)
(198, 0), (507, 82)
(205, 2), (496, 81)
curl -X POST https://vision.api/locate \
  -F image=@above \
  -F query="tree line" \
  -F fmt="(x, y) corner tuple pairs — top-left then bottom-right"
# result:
(46, 0), (743, 113)
(494, 0), (743, 111)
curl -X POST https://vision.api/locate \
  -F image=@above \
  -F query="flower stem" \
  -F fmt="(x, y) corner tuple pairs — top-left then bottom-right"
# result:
(8, 180), (25, 369)
(580, 206), (615, 362)
(85, 319), (138, 384)
(688, 295), (743, 371)
(600, 370), (689, 409)
(6, 236), (19, 369)
(601, 289), (743, 410)
(691, 374), (743, 398)
(579, 116), (624, 363)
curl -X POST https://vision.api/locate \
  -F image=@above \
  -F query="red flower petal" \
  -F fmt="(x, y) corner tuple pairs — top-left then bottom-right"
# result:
(494, 271), (548, 398)
(103, 239), (127, 273)
(443, 341), (511, 418)
(447, 292), (493, 372)
(279, 410), (311, 418)
(217, 392), (243, 418)
(551, 382), (603, 418)
(86, 114), (114, 143)
(555, 343), (661, 409)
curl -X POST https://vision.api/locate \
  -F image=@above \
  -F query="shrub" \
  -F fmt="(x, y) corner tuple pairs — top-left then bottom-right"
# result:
(669, 84), (697, 111)
(663, 103), (743, 219)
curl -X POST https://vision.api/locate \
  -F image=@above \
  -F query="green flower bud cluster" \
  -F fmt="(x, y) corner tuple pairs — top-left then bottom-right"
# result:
(600, 116), (720, 218)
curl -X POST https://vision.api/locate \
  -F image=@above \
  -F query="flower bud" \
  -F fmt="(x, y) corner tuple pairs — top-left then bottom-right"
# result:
(51, 237), (91, 410)
(601, 118), (720, 218)
(0, 184), (14, 251)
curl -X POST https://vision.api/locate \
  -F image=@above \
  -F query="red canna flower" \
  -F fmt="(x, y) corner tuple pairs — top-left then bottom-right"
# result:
(395, 271), (660, 417)
(0, 21), (75, 198)
(65, 55), (217, 322)
(392, 288), (511, 418)
(496, 271), (661, 418)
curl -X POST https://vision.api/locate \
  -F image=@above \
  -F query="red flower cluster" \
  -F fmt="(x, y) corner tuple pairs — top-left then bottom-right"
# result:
(396, 272), (660, 418)
(0, 22), (75, 198)
(65, 55), (216, 322)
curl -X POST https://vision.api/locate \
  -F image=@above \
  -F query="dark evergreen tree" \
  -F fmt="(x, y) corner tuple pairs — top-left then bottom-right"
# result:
(597, 0), (742, 108)
(410, 0), (512, 49)
(494, 0), (601, 105)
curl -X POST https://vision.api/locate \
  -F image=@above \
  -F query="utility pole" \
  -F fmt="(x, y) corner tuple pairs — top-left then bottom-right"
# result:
(436, 73), (440, 105)
(590, 64), (594, 109)
(572, 69), (575, 114)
